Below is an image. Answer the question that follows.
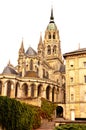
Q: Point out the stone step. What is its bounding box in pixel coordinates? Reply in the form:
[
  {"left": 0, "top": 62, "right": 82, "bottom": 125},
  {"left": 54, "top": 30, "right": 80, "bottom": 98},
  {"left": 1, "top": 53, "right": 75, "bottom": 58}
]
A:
[
  {"left": 35, "top": 121, "right": 55, "bottom": 130},
  {"left": 35, "top": 118, "right": 65, "bottom": 130}
]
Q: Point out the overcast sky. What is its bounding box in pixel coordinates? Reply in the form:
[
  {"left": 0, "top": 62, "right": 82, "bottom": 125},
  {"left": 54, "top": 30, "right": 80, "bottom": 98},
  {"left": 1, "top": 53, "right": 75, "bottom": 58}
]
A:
[{"left": 0, "top": 0, "right": 86, "bottom": 72}]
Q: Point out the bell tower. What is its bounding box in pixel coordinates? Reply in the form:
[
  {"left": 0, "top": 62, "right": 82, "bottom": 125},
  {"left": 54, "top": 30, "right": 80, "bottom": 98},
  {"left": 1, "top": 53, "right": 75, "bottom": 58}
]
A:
[{"left": 44, "top": 8, "right": 63, "bottom": 70}]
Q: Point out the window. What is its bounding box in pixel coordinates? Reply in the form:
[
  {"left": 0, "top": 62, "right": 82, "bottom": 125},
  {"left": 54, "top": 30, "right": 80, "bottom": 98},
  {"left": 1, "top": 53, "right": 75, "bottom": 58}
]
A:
[
  {"left": 84, "top": 62, "right": 86, "bottom": 67},
  {"left": 48, "top": 32, "right": 51, "bottom": 39},
  {"left": 71, "top": 94, "right": 74, "bottom": 101},
  {"left": 47, "top": 45, "right": 51, "bottom": 55},
  {"left": 84, "top": 76, "right": 86, "bottom": 83},
  {"left": 30, "top": 59, "right": 33, "bottom": 70},
  {"left": 53, "top": 32, "right": 55, "bottom": 39},
  {"left": 38, "top": 61, "right": 40, "bottom": 65},
  {"left": 46, "top": 71, "right": 49, "bottom": 79},
  {"left": 70, "top": 77, "right": 73, "bottom": 82},
  {"left": 53, "top": 45, "right": 57, "bottom": 54},
  {"left": 43, "top": 69, "right": 45, "bottom": 78},
  {"left": 69, "top": 61, "right": 74, "bottom": 68},
  {"left": 70, "top": 64, "right": 73, "bottom": 67}
]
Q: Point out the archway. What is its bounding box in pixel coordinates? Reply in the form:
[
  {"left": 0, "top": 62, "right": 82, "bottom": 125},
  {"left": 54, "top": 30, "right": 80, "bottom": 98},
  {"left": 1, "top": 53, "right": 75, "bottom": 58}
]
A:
[
  {"left": 46, "top": 86, "right": 51, "bottom": 100},
  {"left": 56, "top": 106, "right": 63, "bottom": 117},
  {"left": 22, "top": 83, "right": 28, "bottom": 98},
  {"left": 7, "top": 81, "right": 11, "bottom": 97},
  {"left": 37, "top": 84, "right": 42, "bottom": 97},
  {"left": 31, "top": 84, "right": 36, "bottom": 97}
]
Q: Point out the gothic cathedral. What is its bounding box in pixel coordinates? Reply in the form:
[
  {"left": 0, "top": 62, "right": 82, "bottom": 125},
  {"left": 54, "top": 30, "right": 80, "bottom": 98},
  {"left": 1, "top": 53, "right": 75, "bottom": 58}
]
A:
[{"left": 0, "top": 8, "right": 86, "bottom": 120}]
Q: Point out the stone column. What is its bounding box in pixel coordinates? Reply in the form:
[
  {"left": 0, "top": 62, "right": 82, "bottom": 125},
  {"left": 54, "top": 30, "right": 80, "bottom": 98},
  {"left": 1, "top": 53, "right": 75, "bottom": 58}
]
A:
[
  {"left": 28, "top": 85, "right": 31, "bottom": 97},
  {"left": 42, "top": 84, "right": 47, "bottom": 99},
  {"left": 34, "top": 85, "right": 37, "bottom": 97},
  {"left": 3, "top": 83, "right": 7, "bottom": 96},
  {"left": 54, "top": 91, "right": 57, "bottom": 102},
  {"left": 18, "top": 83, "right": 23, "bottom": 98},
  {"left": 11, "top": 84, "right": 15, "bottom": 98},
  {"left": 1, "top": 82, "right": 4, "bottom": 96}
]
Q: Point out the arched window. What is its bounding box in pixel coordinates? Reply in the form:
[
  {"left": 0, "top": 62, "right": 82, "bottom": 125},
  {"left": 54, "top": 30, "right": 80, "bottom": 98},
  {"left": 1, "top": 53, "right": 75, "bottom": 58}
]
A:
[
  {"left": 38, "top": 85, "right": 42, "bottom": 97},
  {"left": 47, "top": 45, "right": 51, "bottom": 55},
  {"left": 46, "top": 71, "right": 49, "bottom": 79},
  {"left": 30, "top": 59, "right": 33, "bottom": 70},
  {"left": 43, "top": 69, "right": 45, "bottom": 78},
  {"left": 48, "top": 32, "right": 51, "bottom": 39},
  {"left": 53, "top": 45, "right": 57, "bottom": 54},
  {"left": 7, "top": 81, "right": 11, "bottom": 97},
  {"left": 0, "top": 81, "right": 2, "bottom": 95},
  {"left": 53, "top": 32, "right": 55, "bottom": 39}
]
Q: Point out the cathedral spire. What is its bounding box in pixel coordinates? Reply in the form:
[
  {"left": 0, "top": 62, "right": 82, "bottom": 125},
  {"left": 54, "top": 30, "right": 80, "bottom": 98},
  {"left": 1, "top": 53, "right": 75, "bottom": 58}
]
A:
[
  {"left": 8, "top": 60, "right": 11, "bottom": 66},
  {"left": 39, "top": 32, "right": 42, "bottom": 44},
  {"left": 38, "top": 32, "right": 43, "bottom": 49},
  {"left": 19, "top": 38, "right": 25, "bottom": 53},
  {"left": 50, "top": 7, "right": 54, "bottom": 23},
  {"left": 38, "top": 32, "right": 44, "bottom": 57}
]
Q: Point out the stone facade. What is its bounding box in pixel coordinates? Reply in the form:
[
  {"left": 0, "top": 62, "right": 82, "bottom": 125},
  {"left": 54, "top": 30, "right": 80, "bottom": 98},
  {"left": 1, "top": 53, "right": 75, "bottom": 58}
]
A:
[{"left": 64, "top": 49, "right": 86, "bottom": 120}]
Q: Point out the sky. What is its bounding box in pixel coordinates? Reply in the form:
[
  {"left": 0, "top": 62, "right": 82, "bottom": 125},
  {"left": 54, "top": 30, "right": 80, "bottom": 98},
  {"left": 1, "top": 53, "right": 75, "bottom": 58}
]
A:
[{"left": 0, "top": 0, "right": 86, "bottom": 73}]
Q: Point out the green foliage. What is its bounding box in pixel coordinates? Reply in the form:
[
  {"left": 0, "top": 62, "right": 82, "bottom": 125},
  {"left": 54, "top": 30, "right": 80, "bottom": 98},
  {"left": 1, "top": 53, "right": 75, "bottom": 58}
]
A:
[
  {"left": 0, "top": 97, "right": 57, "bottom": 130},
  {"left": 41, "top": 98, "right": 56, "bottom": 120},
  {"left": 54, "top": 124, "right": 86, "bottom": 130},
  {"left": 0, "top": 96, "right": 41, "bottom": 130}
]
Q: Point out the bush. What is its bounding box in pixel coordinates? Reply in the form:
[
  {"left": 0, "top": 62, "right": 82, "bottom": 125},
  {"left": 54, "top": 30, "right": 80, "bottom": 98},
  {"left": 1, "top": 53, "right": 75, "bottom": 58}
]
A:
[
  {"left": 0, "top": 97, "right": 56, "bottom": 130},
  {"left": 41, "top": 98, "right": 56, "bottom": 120},
  {"left": 0, "top": 96, "right": 41, "bottom": 130},
  {"left": 54, "top": 124, "right": 86, "bottom": 130}
]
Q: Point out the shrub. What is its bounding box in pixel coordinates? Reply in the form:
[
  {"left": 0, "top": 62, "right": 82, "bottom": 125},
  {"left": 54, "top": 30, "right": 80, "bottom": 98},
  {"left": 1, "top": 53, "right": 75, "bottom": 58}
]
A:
[
  {"left": 41, "top": 98, "right": 56, "bottom": 120},
  {"left": 54, "top": 124, "right": 86, "bottom": 130},
  {"left": 0, "top": 96, "right": 41, "bottom": 130}
]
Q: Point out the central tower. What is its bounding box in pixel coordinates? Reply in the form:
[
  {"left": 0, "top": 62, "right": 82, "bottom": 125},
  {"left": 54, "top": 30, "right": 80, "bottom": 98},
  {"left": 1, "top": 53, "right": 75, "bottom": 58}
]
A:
[{"left": 44, "top": 8, "right": 63, "bottom": 70}]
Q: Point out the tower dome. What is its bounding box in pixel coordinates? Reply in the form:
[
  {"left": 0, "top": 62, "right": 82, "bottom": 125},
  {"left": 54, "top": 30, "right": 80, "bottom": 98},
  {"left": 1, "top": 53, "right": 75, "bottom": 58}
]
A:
[{"left": 47, "top": 8, "right": 57, "bottom": 31}]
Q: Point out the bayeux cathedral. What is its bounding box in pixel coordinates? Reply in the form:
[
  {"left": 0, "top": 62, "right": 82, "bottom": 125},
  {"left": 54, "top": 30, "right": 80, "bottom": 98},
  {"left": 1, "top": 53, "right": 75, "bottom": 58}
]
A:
[{"left": 0, "top": 8, "right": 86, "bottom": 120}]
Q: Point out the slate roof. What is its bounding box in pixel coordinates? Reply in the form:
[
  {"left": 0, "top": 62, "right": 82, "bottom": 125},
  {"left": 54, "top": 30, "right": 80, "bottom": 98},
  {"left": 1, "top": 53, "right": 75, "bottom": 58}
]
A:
[
  {"left": 63, "top": 48, "right": 86, "bottom": 58},
  {"left": 26, "top": 47, "right": 37, "bottom": 56},
  {"left": 59, "top": 64, "right": 65, "bottom": 73},
  {"left": 2, "top": 65, "right": 18, "bottom": 75},
  {"left": 54, "top": 64, "right": 65, "bottom": 73}
]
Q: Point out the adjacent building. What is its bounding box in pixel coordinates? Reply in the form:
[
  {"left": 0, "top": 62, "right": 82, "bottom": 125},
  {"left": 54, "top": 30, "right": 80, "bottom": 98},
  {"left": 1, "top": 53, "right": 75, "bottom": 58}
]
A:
[{"left": 64, "top": 48, "right": 86, "bottom": 120}]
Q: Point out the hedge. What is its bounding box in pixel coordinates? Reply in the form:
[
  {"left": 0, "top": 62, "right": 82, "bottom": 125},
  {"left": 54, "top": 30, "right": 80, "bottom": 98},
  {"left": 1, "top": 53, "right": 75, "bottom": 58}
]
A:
[
  {"left": 54, "top": 124, "right": 86, "bottom": 130},
  {"left": 0, "top": 96, "right": 41, "bottom": 130},
  {"left": 0, "top": 97, "right": 56, "bottom": 130}
]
